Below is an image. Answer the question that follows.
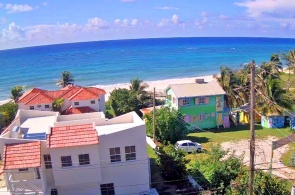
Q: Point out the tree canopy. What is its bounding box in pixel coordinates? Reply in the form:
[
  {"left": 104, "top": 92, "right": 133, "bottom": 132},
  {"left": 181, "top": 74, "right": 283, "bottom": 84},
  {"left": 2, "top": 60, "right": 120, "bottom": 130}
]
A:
[
  {"left": 216, "top": 54, "right": 293, "bottom": 115},
  {"left": 0, "top": 102, "right": 18, "bottom": 131},
  {"left": 144, "top": 107, "right": 188, "bottom": 144},
  {"left": 10, "top": 86, "right": 24, "bottom": 102},
  {"left": 56, "top": 71, "right": 75, "bottom": 87},
  {"left": 52, "top": 98, "right": 64, "bottom": 113}
]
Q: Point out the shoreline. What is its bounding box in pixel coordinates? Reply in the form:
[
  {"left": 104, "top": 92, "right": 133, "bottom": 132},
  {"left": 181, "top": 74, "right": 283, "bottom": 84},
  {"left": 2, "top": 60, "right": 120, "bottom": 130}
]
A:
[{"left": 0, "top": 74, "right": 216, "bottom": 105}]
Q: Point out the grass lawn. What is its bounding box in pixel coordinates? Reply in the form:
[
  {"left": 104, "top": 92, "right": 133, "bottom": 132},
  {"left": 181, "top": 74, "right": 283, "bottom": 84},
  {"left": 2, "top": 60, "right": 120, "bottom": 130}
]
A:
[{"left": 184, "top": 124, "right": 293, "bottom": 167}]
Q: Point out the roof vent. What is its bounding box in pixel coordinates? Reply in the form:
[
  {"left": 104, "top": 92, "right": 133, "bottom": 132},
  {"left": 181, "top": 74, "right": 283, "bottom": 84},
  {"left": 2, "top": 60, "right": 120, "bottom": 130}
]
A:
[{"left": 195, "top": 79, "right": 206, "bottom": 84}]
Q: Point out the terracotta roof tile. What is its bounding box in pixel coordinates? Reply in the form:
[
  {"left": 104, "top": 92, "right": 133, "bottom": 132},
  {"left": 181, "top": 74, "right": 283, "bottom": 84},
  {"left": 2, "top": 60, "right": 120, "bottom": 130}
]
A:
[
  {"left": 62, "top": 106, "right": 97, "bottom": 115},
  {"left": 47, "top": 123, "right": 99, "bottom": 148},
  {"left": 3, "top": 142, "right": 41, "bottom": 170},
  {"left": 18, "top": 86, "right": 105, "bottom": 105}
]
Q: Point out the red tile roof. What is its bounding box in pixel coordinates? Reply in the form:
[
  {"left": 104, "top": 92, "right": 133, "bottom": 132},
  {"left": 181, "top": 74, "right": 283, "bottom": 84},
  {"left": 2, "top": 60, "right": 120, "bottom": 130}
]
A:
[
  {"left": 17, "top": 86, "right": 106, "bottom": 105},
  {"left": 3, "top": 141, "right": 41, "bottom": 170},
  {"left": 62, "top": 106, "right": 97, "bottom": 115},
  {"left": 47, "top": 124, "right": 99, "bottom": 148}
]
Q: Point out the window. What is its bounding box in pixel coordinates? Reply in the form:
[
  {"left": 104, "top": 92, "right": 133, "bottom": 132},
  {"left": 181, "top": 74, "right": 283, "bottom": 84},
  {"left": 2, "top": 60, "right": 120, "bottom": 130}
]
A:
[
  {"left": 74, "top": 102, "right": 79, "bottom": 106},
  {"left": 61, "top": 156, "right": 72, "bottom": 167},
  {"left": 45, "top": 105, "right": 50, "bottom": 108},
  {"left": 183, "top": 99, "right": 189, "bottom": 105},
  {"left": 189, "top": 143, "right": 196, "bottom": 146},
  {"left": 29, "top": 106, "right": 34, "bottom": 110},
  {"left": 79, "top": 154, "right": 90, "bottom": 165},
  {"left": 211, "top": 112, "right": 215, "bottom": 117},
  {"left": 198, "top": 97, "right": 206, "bottom": 104},
  {"left": 125, "top": 146, "right": 136, "bottom": 161},
  {"left": 181, "top": 143, "right": 188, "bottom": 146},
  {"left": 44, "top": 155, "right": 52, "bottom": 169},
  {"left": 37, "top": 105, "right": 41, "bottom": 108},
  {"left": 19, "top": 168, "right": 28, "bottom": 172},
  {"left": 51, "top": 189, "right": 58, "bottom": 195},
  {"left": 90, "top": 100, "right": 95, "bottom": 104},
  {"left": 199, "top": 114, "right": 205, "bottom": 121},
  {"left": 110, "top": 147, "right": 121, "bottom": 162},
  {"left": 100, "top": 183, "right": 115, "bottom": 195}
]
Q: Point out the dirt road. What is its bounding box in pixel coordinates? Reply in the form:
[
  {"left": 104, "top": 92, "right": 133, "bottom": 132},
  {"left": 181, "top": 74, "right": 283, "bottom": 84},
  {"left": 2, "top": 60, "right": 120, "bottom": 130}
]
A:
[{"left": 221, "top": 136, "right": 295, "bottom": 180}]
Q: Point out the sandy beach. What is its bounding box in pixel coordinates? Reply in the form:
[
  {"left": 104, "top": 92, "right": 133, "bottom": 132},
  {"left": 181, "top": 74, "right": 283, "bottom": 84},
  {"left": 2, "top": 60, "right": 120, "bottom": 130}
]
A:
[{"left": 95, "top": 75, "right": 215, "bottom": 101}]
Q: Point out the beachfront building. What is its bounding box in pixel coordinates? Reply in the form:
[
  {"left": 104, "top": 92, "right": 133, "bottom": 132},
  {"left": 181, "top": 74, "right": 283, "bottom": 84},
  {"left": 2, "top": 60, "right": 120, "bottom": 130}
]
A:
[
  {"left": 17, "top": 85, "right": 106, "bottom": 114},
  {"left": 165, "top": 79, "right": 230, "bottom": 129},
  {"left": 0, "top": 109, "right": 153, "bottom": 195}
]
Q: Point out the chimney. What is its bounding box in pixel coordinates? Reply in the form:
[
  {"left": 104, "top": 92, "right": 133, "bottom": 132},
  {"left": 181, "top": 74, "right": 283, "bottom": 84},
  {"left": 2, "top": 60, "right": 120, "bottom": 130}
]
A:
[{"left": 195, "top": 78, "right": 206, "bottom": 84}]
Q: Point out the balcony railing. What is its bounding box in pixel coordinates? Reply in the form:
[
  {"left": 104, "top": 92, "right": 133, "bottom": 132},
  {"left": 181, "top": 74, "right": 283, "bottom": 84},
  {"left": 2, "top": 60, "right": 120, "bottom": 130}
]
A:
[{"left": 8, "top": 175, "right": 44, "bottom": 194}]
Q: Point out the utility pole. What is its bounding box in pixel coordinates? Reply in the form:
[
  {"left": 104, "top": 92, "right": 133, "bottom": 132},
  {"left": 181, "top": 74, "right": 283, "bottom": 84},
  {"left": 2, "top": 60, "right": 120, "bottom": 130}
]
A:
[
  {"left": 249, "top": 60, "right": 255, "bottom": 195},
  {"left": 153, "top": 87, "right": 156, "bottom": 142}
]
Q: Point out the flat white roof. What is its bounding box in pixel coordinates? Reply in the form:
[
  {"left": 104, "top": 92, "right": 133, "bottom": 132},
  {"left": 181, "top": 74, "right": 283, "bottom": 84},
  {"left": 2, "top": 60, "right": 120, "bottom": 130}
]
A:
[
  {"left": 96, "top": 123, "right": 138, "bottom": 136},
  {"left": 20, "top": 116, "right": 55, "bottom": 134}
]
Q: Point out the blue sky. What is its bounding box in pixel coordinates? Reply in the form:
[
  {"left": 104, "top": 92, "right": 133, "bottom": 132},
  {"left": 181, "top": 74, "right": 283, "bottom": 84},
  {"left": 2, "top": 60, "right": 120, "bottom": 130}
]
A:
[{"left": 0, "top": 0, "right": 295, "bottom": 50}]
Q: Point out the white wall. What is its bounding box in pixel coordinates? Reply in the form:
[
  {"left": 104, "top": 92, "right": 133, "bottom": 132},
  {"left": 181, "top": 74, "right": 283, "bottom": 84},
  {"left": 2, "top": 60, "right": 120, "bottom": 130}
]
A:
[
  {"left": 99, "top": 95, "right": 105, "bottom": 113},
  {"left": 98, "top": 124, "right": 150, "bottom": 194},
  {"left": 70, "top": 98, "right": 100, "bottom": 111},
  {"left": 18, "top": 110, "right": 58, "bottom": 124},
  {"left": 50, "top": 145, "right": 102, "bottom": 187}
]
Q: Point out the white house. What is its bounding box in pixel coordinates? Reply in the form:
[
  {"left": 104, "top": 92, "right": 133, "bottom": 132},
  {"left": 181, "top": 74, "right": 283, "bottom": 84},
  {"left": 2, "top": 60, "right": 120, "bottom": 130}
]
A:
[
  {"left": 0, "top": 109, "right": 154, "bottom": 195},
  {"left": 17, "top": 85, "right": 106, "bottom": 114}
]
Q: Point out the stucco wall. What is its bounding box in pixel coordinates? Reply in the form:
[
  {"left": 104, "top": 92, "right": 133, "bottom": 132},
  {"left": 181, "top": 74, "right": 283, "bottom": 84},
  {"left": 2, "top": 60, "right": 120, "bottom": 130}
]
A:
[
  {"left": 98, "top": 124, "right": 150, "bottom": 194},
  {"left": 50, "top": 145, "right": 102, "bottom": 187},
  {"left": 166, "top": 88, "right": 178, "bottom": 109},
  {"left": 70, "top": 98, "right": 100, "bottom": 111}
]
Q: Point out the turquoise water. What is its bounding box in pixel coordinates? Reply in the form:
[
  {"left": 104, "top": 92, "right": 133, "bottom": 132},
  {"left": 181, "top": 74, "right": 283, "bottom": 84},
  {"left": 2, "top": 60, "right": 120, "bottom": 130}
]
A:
[{"left": 1, "top": 37, "right": 295, "bottom": 100}]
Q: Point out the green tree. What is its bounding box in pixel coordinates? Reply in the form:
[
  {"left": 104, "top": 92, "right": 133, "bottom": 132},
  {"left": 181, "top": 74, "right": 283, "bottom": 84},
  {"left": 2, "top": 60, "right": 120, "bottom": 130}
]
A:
[
  {"left": 190, "top": 145, "right": 244, "bottom": 194},
  {"left": 10, "top": 85, "right": 24, "bottom": 102},
  {"left": 144, "top": 107, "right": 188, "bottom": 144},
  {"left": 108, "top": 88, "right": 140, "bottom": 117},
  {"left": 0, "top": 102, "right": 18, "bottom": 130},
  {"left": 283, "top": 49, "right": 295, "bottom": 73},
  {"left": 129, "top": 78, "right": 151, "bottom": 107},
  {"left": 156, "top": 144, "right": 188, "bottom": 181},
  {"left": 52, "top": 98, "right": 64, "bottom": 113},
  {"left": 228, "top": 171, "right": 289, "bottom": 195},
  {"left": 56, "top": 71, "right": 75, "bottom": 87}
]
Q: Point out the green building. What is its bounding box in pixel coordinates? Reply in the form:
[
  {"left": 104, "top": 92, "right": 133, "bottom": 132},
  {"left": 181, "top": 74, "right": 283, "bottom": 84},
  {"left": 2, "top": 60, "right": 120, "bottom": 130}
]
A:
[{"left": 165, "top": 80, "right": 229, "bottom": 129}]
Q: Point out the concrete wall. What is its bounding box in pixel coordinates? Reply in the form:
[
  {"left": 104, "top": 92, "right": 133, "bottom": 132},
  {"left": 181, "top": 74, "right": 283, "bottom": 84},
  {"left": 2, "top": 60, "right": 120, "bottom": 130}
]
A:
[
  {"left": 99, "top": 95, "right": 105, "bottom": 113},
  {"left": 70, "top": 98, "right": 100, "bottom": 111},
  {"left": 98, "top": 124, "right": 150, "bottom": 194},
  {"left": 50, "top": 145, "right": 102, "bottom": 187},
  {"left": 166, "top": 88, "right": 178, "bottom": 109},
  {"left": 57, "top": 112, "right": 104, "bottom": 122},
  {"left": 18, "top": 110, "right": 59, "bottom": 124}
]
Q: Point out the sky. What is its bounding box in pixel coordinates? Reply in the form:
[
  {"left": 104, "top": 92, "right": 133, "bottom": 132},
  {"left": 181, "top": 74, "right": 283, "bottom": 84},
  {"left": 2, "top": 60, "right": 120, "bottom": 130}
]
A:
[{"left": 0, "top": 0, "right": 295, "bottom": 50}]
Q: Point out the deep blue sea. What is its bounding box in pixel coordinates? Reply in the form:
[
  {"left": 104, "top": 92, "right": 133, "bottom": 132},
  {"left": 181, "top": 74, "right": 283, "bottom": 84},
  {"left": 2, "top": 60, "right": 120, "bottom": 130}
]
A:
[{"left": 1, "top": 37, "right": 295, "bottom": 100}]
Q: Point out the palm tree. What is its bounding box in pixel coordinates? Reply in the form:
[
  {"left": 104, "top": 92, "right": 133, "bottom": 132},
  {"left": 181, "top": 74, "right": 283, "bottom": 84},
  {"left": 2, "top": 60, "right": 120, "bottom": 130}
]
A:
[
  {"left": 10, "top": 86, "right": 24, "bottom": 102},
  {"left": 283, "top": 50, "right": 295, "bottom": 73},
  {"left": 56, "top": 71, "right": 75, "bottom": 87},
  {"left": 52, "top": 98, "right": 64, "bottom": 113},
  {"left": 129, "top": 78, "right": 150, "bottom": 105}
]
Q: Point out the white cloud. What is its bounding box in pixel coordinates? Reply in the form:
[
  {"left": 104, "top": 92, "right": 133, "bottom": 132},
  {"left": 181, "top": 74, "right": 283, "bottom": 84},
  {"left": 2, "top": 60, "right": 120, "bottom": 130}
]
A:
[
  {"left": 2, "top": 22, "right": 26, "bottom": 41},
  {"left": 5, "top": 4, "right": 34, "bottom": 13},
  {"left": 235, "top": 0, "right": 295, "bottom": 18},
  {"left": 131, "top": 19, "right": 138, "bottom": 26},
  {"left": 86, "top": 17, "right": 108, "bottom": 29},
  {"left": 155, "top": 6, "right": 178, "bottom": 10},
  {"left": 114, "top": 19, "right": 121, "bottom": 24},
  {"left": 171, "top": 14, "right": 179, "bottom": 24}
]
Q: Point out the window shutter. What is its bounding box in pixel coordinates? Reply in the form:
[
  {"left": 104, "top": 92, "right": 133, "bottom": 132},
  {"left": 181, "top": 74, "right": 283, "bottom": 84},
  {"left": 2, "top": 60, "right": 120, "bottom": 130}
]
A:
[
  {"left": 195, "top": 98, "right": 199, "bottom": 105},
  {"left": 205, "top": 97, "right": 209, "bottom": 104},
  {"left": 184, "top": 115, "right": 191, "bottom": 123},
  {"left": 178, "top": 99, "right": 183, "bottom": 106},
  {"left": 192, "top": 116, "right": 198, "bottom": 122}
]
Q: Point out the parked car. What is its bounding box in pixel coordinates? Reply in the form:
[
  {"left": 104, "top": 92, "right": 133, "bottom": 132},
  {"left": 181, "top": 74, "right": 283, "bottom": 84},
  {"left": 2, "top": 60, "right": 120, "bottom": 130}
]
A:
[{"left": 175, "top": 140, "right": 202, "bottom": 153}]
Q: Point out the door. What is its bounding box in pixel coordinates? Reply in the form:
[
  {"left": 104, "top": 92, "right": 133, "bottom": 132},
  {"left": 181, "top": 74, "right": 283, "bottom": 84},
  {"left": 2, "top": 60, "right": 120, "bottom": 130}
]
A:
[{"left": 218, "top": 113, "right": 223, "bottom": 125}]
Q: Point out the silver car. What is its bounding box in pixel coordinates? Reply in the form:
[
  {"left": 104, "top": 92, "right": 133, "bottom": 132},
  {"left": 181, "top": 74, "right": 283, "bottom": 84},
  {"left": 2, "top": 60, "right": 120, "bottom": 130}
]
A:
[{"left": 175, "top": 140, "right": 202, "bottom": 153}]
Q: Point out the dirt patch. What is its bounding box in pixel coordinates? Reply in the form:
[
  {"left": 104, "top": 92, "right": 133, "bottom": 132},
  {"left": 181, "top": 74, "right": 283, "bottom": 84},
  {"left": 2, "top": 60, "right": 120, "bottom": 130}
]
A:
[{"left": 221, "top": 136, "right": 295, "bottom": 180}]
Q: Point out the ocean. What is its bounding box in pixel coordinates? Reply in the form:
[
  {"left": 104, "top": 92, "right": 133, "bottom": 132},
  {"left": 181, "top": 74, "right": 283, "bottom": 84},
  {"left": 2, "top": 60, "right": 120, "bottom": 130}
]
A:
[{"left": 1, "top": 37, "right": 295, "bottom": 100}]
